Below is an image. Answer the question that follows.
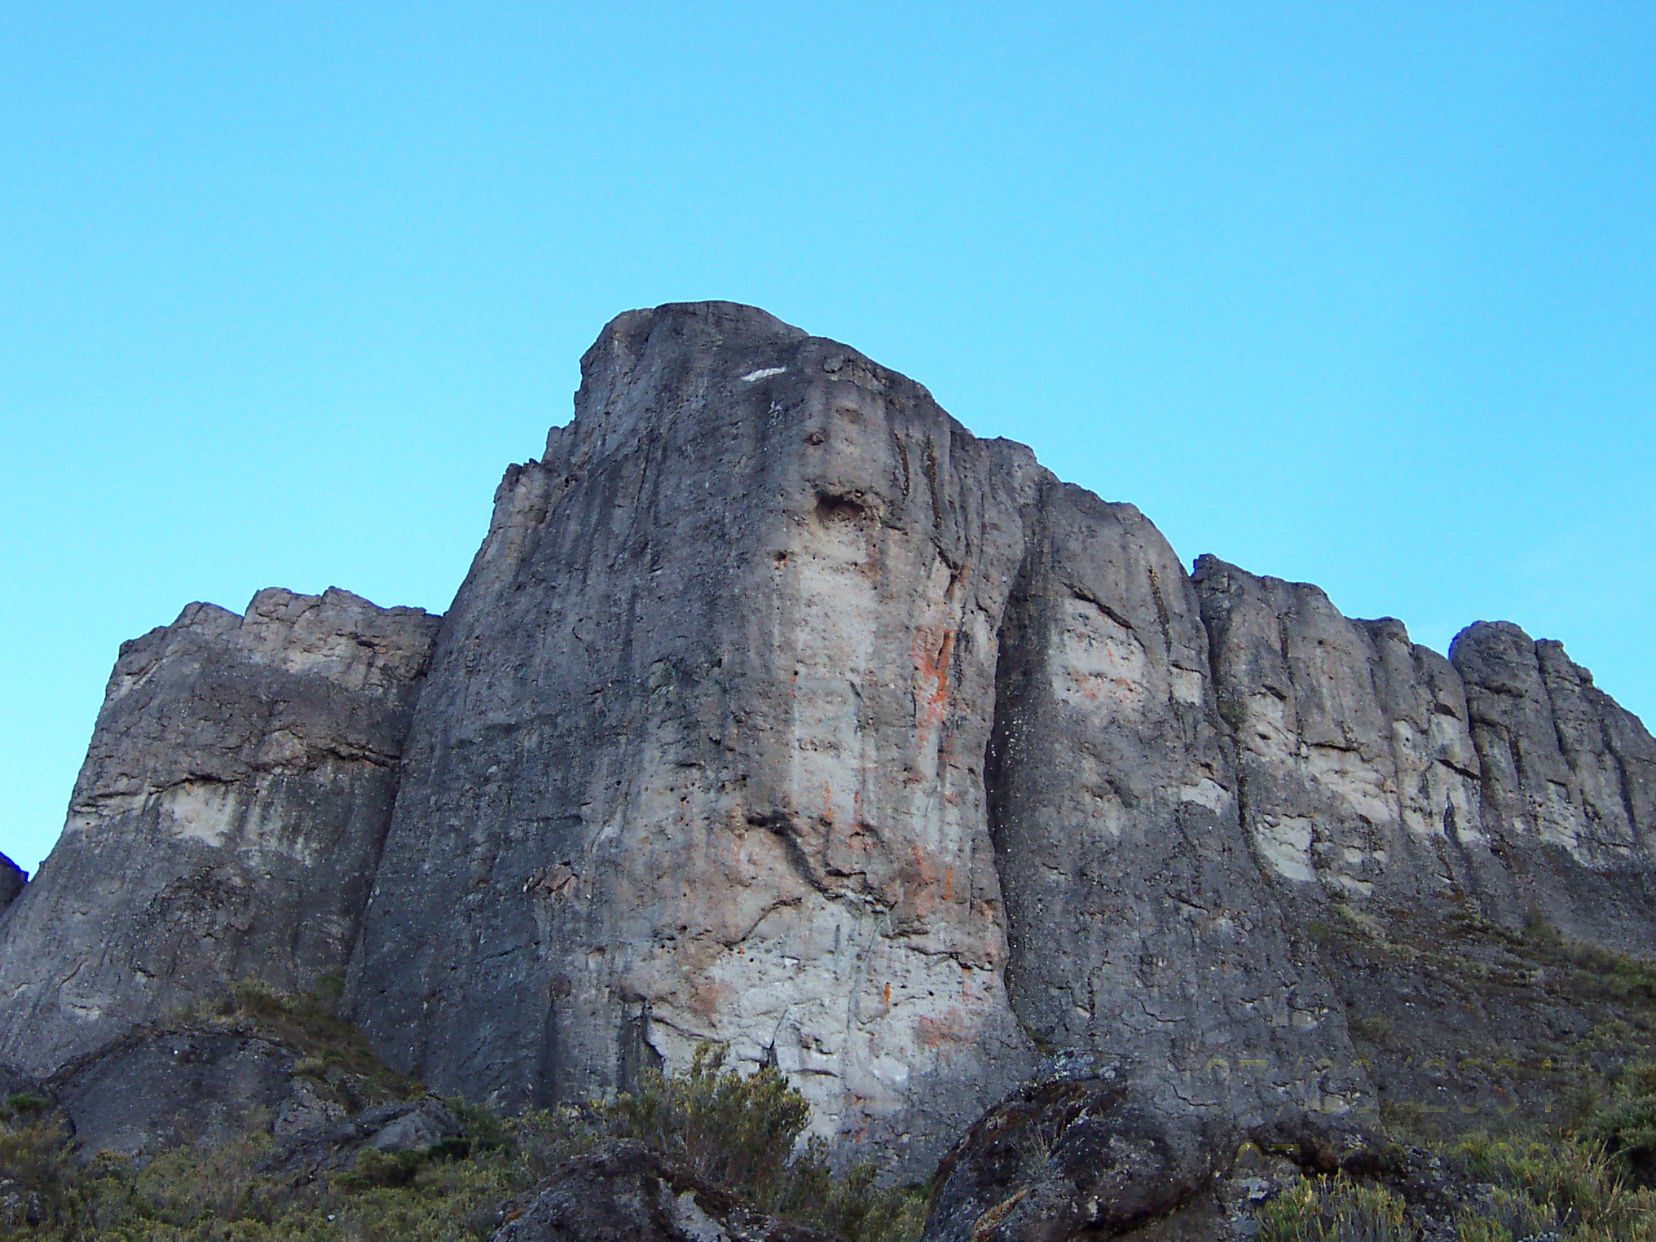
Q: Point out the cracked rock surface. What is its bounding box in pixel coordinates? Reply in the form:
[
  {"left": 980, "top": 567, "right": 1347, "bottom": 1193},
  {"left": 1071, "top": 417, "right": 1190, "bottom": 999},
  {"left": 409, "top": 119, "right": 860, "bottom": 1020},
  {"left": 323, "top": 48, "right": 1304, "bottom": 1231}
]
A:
[
  {"left": 0, "top": 589, "right": 439, "bottom": 1075},
  {"left": 1, "top": 301, "right": 1652, "bottom": 1178}
]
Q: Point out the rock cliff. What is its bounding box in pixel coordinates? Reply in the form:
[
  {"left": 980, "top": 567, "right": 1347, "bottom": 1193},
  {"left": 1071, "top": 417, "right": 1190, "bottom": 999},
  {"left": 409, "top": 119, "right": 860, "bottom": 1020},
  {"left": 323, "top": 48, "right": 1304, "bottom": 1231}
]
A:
[
  {"left": 0, "top": 588, "right": 438, "bottom": 1076},
  {"left": 2, "top": 302, "right": 1650, "bottom": 1177}
]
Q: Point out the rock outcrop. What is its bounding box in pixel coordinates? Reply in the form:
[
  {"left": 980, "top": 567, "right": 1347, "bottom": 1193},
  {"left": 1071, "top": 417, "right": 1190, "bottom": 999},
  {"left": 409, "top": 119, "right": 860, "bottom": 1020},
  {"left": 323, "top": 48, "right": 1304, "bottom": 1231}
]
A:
[
  {"left": 1451, "top": 620, "right": 1656, "bottom": 950},
  {"left": 1, "top": 301, "right": 1651, "bottom": 1182},
  {"left": 48, "top": 1025, "right": 346, "bottom": 1162},
  {"left": 922, "top": 1057, "right": 1230, "bottom": 1242},
  {"left": 490, "top": 1139, "right": 837, "bottom": 1242},
  {"left": 0, "top": 853, "right": 23, "bottom": 914},
  {"left": 259, "top": 1096, "right": 464, "bottom": 1184},
  {"left": 0, "top": 589, "right": 439, "bottom": 1076}
]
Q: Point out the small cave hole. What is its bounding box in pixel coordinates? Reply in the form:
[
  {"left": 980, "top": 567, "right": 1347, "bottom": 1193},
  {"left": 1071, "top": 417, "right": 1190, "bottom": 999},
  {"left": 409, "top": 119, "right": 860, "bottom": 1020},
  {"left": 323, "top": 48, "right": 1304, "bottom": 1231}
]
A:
[{"left": 814, "top": 491, "right": 867, "bottom": 523}]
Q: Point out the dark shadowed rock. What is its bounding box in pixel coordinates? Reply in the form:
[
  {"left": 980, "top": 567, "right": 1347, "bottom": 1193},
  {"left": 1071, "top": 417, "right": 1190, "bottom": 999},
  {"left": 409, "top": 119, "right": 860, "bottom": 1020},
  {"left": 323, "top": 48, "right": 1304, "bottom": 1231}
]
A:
[
  {"left": 490, "top": 1139, "right": 835, "bottom": 1242},
  {"left": 259, "top": 1095, "right": 463, "bottom": 1183},
  {"left": 47, "top": 1025, "right": 350, "bottom": 1161},
  {"left": 0, "top": 853, "right": 23, "bottom": 915},
  {"left": 0, "top": 589, "right": 439, "bottom": 1077},
  {"left": 922, "top": 1057, "right": 1228, "bottom": 1242},
  {"left": 986, "top": 506, "right": 1365, "bottom": 1140},
  {"left": 920, "top": 1060, "right": 1474, "bottom": 1241}
]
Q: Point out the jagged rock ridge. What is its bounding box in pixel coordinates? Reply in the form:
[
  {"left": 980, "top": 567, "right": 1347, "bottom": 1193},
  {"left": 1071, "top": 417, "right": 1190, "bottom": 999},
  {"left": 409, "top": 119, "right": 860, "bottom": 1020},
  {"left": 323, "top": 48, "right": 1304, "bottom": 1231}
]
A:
[{"left": 1, "top": 302, "right": 1651, "bottom": 1175}]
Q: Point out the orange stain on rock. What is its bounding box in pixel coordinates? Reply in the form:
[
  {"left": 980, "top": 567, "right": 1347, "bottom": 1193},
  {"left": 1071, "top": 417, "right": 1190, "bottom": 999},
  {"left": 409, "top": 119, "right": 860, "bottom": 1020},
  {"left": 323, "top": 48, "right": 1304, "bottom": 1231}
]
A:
[
  {"left": 916, "top": 1008, "right": 967, "bottom": 1049},
  {"left": 913, "top": 626, "right": 956, "bottom": 731},
  {"left": 944, "top": 866, "right": 954, "bottom": 900}
]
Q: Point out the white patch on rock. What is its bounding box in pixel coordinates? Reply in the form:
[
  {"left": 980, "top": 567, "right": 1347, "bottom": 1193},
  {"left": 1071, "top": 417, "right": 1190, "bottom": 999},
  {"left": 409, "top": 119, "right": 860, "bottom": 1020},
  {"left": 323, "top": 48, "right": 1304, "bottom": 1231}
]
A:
[
  {"left": 1054, "top": 598, "right": 1156, "bottom": 716},
  {"left": 1255, "top": 815, "right": 1315, "bottom": 882},
  {"left": 740, "top": 367, "right": 787, "bottom": 382},
  {"left": 1171, "top": 667, "right": 1204, "bottom": 705},
  {"left": 1177, "top": 778, "right": 1229, "bottom": 811},
  {"left": 160, "top": 782, "right": 236, "bottom": 847}
]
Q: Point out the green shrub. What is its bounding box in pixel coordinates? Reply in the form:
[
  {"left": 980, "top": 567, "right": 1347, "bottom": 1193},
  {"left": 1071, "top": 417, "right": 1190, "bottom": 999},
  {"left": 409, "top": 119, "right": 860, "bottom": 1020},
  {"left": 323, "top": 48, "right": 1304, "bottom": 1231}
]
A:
[
  {"left": 0, "top": 1117, "right": 84, "bottom": 1231},
  {"left": 0, "top": 1091, "right": 49, "bottom": 1121},
  {"left": 775, "top": 1145, "right": 928, "bottom": 1242},
  {"left": 1446, "top": 1129, "right": 1656, "bottom": 1240},
  {"left": 594, "top": 1043, "right": 807, "bottom": 1203},
  {"left": 348, "top": 1147, "right": 425, "bottom": 1188},
  {"left": 592, "top": 1043, "right": 923, "bottom": 1241},
  {"left": 1577, "top": 1061, "right": 1656, "bottom": 1187}
]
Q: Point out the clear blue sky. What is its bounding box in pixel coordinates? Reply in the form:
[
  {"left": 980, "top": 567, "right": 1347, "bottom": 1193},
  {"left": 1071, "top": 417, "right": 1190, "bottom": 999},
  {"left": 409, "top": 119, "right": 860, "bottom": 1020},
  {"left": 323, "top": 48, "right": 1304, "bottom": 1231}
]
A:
[{"left": 3, "top": 5, "right": 1652, "bottom": 874}]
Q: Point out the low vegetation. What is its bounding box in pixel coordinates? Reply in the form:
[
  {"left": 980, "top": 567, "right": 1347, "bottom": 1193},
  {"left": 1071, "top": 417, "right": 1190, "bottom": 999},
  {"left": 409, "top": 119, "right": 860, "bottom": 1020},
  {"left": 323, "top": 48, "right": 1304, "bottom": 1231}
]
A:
[
  {"left": 1254, "top": 913, "right": 1656, "bottom": 1239},
  {"left": 12, "top": 935, "right": 1656, "bottom": 1240},
  {"left": 0, "top": 986, "right": 923, "bottom": 1241},
  {"left": 1258, "top": 1060, "right": 1656, "bottom": 1240}
]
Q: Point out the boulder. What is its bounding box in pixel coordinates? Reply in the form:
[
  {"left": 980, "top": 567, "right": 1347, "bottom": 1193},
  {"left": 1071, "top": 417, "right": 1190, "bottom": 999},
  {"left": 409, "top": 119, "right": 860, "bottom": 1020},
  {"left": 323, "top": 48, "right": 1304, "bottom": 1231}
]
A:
[
  {"left": 922, "top": 1058, "right": 1227, "bottom": 1242},
  {"left": 490, "top": 1139, "right": 835, "bottom": 1242},
  {"left": 259, "top": 1095, "right": 464, "bottom": 1183},
  {"left": 47, "top": 1025, "right": 348, "bottom": 1162}
]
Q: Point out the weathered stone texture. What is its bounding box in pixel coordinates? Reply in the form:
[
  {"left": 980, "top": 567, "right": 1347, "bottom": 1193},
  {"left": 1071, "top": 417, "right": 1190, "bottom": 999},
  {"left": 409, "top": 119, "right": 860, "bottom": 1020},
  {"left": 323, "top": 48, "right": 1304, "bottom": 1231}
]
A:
[
  {"left": 987, "top": 502, "right": 1363, "bottom": 1133},
  {"left": 1193, "top": 556, "right": 1656, "bottom": 950},
  {"left": 347, "top": 303, "right": 1045, "bottom": 1163},
  {"left": 1450, "top": 620, "right": 1656, "bottom": 949},
  {"left": 1192, "top": 556, "right": 1497, "bottom": 909},
  {"left": 0, "top": 589, "right": 438, "bottom": 1076},
  {"left": 47, "top": 1026, "right": 343, "bottom": 1162}
]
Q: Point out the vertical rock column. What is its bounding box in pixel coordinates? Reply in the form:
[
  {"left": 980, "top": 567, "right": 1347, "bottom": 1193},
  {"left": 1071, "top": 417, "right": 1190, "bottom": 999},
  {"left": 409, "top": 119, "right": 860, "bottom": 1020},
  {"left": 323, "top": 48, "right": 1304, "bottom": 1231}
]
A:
[
  {"left": 1451, "top": 621, "right": 1656, "bottom": 949},
  {"left": 1192, "top": 556, "right": 1494, "bottom": 911},
  {"left": 347, "top": 303, "right": 1044, "bottom": 1162},
  {"left": 986, "top": 496, "right": 1365, "bottom": 1130},
  {"left": 0, "top": 589, "right": 438, "bottom": 1076}
]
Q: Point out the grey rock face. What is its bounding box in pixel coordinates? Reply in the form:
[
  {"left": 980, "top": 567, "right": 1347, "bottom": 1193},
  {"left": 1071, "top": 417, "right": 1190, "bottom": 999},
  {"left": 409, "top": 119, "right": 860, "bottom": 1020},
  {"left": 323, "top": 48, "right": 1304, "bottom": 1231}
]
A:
[
  {"left": 47, "top": 1026, "right": 345, "bottom": 1161},
  {"left": 1193, "top": 555, "right": 1498, "bottom": 909},
  {"left": 1450, "top": 621, "right": 1656, "bottom": 949},
  {"left": 348, "top": 303, "right": 1045, "bottom": 1160},
  {"left": 345, "top": 303, "right": 1366, "bottom": 1168},
  {"left": 987, "top": 505, "right": 1364, "bottom": 1136},
  {"left": 1192, "top": 556, "right": 1656, "bottom": 952},
  {"left": 0, "top": 853, "right": 23, "bottom": 915},
  {"left": 0, "top": 588, "right": 439, "bottom": 1076}
]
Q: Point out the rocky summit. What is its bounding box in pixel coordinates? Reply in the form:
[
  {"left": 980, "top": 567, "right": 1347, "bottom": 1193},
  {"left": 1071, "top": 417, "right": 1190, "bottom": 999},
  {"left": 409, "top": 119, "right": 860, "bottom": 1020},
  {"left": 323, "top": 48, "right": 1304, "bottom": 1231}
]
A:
[{"left": 2, "top": 302, "right": 1653, "bottom": 1233}]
